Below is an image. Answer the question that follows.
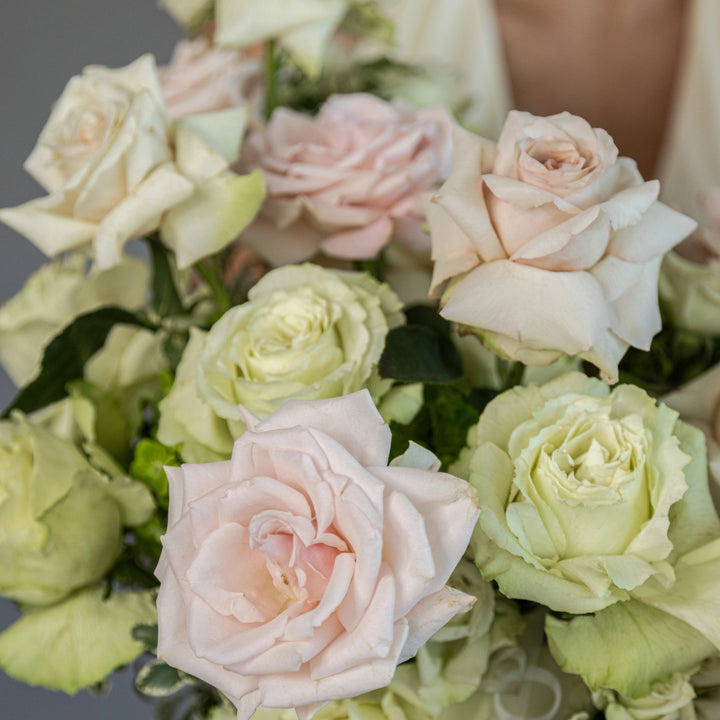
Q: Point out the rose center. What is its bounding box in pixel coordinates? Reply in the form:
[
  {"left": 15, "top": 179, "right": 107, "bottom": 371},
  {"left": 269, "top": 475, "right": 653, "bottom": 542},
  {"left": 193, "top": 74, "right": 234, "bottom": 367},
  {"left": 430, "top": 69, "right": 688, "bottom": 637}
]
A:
[
  {"left": 509, "top": 402, "right": 652, "bottom": 559},
  {"left": 248, "top": 510, "right": 343, "bottom": 604}
]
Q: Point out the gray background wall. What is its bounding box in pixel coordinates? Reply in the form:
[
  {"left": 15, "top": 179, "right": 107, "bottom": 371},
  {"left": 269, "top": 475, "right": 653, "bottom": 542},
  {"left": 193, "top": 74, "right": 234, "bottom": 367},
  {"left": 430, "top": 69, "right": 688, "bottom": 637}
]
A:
[{"left": 0, "top": 2, "right": 182, "bottom": 717}]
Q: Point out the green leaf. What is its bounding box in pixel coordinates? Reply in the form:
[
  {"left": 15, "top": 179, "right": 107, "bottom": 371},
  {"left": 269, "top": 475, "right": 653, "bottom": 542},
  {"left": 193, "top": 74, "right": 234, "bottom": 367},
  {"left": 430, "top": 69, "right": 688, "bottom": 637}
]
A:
[
  {"left": 0, "top": 587, "right": 156, "bottom": 694},
  {"left": 132, "top": 623, "right": 159, "bottom": 652},
  {"left": 379, "top": 325, "right": 463, "bottom": 384},
  {"left": 135, "top": 660, "right": 194, "bottom": 698},
  {"left": 2, "top": 307, "right": 151, "bottom": 417},
  {"left": 339, "top": 1, "right": 395, "bottom": 45},
  {"left": 389, "top": 385, "right": 483, "bottom": 470},
  {"left": 130, "top": 439, "right": 182, "bottom": 509},
  {"left": 546, "top": 600, "right": 715, "bottom": 698},
  {"left": 147, "top": 234, "right": 186, "bottom": 318}
]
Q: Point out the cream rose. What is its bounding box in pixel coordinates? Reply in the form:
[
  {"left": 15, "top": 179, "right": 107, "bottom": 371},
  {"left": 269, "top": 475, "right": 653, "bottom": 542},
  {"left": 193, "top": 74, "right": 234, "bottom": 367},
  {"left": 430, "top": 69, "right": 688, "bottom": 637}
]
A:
[
  {"left": 0, "top": 254, "right": 149, "bottom": 388},
  {"left": 156, "top": 391, "right": 480, "bottom": 719},
  {"left": 663, "top": 364, "right": 720, "bottom": 506},
  {"left": 157, "top": 263, "right": 403, "bottom": 462},
  {"left": 214, "top": 0, "right": 350, "bottom": 76},
  {"left": 0, "top": 415, "right": 152, "bottom": 606},
  {"left": 454, "top": 372, "right": 720, "bottom": 698},
  {"left": 159, "top": 37, "right": 262, "bottom": 121},
  {"left": 660, "top": 188, "right": 720, "bottom": 336},
  {"left": 240, "top": 93, "right": 453, "bottom": 265},
  {"left": 0, "top": 54, "right": 264, "bottom": 269},
  {"left": 159, "top": 0, "right": 213, "bottom": 29},
  {"left": 429, "top": 111, "right": 697, "bottom": 383},
  {"left": 455, "top": 373, "right": 720, "bottom": 619},
  {"left": 592, "top": 674, "right": 696, "bottom": 720}
]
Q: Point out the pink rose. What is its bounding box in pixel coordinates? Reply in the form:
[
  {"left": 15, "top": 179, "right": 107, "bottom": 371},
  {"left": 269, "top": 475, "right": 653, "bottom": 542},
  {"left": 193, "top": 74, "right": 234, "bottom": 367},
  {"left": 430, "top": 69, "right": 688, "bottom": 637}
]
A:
[
  {"left": 429, "top": 111, "right": 697, "bottom": 382},
  {"left": 239, "top": 93, "right": 453, "bottom": 264},
  {"left": 159, "top": 37, "right": 262, "bottom": 120},
  {"left": 155, "top": 390, "right": 479, "bottom": 719}
]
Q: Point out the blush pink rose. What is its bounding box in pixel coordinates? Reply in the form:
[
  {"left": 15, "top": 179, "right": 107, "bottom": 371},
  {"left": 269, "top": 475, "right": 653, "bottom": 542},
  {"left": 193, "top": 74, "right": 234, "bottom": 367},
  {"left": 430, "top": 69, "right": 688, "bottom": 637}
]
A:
[
  {"left": 159, "top": 36, "right": 262, "bottom": 120},
  {"left": 429, "top": 111, "right": 697, "bottom": 383},
  {"left": 239, "top": 93, "right": 453, "bottom": 264},
  {"left": 155, "top": 390, "right": 479, "bottom": 720}
]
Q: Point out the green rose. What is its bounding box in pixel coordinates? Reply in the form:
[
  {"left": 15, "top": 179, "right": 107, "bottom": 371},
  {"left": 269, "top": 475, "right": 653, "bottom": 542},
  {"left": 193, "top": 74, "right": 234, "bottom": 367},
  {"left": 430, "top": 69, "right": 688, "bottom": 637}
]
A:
[
  {"left": 659, "top": 250, "right": 720, "bottom": 336},
  {"left": 592, "top": 673, "right": 696, "bottom": 720},
  {"left": 157, "top": 263, "right": 403, "bottom": 462},
  {"left": 456, "top": 373, "right": 693, "bottom": 613},
  {"left": 0, "top": 415, "right": 152, "bottom": 606},
  {"left": 453, "top": 372, "right": 720, "bottom": 697},
  {"left": 0, "top": 254, "right": 149, "bottom": 387}
]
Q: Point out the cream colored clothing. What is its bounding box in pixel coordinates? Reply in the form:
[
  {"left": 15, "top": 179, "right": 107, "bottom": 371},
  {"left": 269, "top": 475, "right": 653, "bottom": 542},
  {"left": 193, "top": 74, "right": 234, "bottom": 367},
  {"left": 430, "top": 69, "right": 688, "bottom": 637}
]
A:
[{"left": 388, "top": 0, "right": 720, "bottom": 220}]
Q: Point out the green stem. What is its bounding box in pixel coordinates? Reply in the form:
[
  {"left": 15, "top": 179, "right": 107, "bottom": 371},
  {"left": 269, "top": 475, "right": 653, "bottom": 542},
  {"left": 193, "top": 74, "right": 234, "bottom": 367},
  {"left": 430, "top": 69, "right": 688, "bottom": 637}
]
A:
[
  {"left": 264, "top": 39, "right": 279, "bottom": 120},
  {"left": 354, "top": 252, "right": 385, "bottom": 282},
  {"left": 498, "top": 358, "right": 525, "bottom": 391},
  {"left": 195, "top": 261, "right": 231, "bottom": 316}
]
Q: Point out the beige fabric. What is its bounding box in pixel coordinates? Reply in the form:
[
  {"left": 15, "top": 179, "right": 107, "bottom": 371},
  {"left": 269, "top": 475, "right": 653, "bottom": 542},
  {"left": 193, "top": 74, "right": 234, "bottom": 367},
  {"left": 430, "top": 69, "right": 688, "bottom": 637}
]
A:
[
  {"left": 386, "top": 0, "right": 512, "bottom": 137},
  {"left": 388, "top": 0, "right": 719, "bottom": 218},
  {"left": 658, "top": 0, "right": 720, "bottom": 219}
]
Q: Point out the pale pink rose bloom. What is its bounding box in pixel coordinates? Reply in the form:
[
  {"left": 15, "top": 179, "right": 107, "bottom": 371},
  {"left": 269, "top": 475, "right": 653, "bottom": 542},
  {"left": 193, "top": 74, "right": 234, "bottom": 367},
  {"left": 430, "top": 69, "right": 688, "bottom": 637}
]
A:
[
  {"left": 159, "top": 36, "right": 262, "bottom": 120},
  {"left": 155, "top": 390, "right": 479, "bottom": 720},
  {"left": 429, "top": 110, "right": 697, "bottom": 383},
  {"left": 239, "top": 93, "right": 454, "bottom": 265}
]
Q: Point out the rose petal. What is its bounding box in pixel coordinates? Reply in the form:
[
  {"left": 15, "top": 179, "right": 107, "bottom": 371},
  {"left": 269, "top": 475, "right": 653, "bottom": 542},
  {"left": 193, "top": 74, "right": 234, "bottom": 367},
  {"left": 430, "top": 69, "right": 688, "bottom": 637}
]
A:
[{"left": 442, "top": 260, "right": 611, "bottom": 355}]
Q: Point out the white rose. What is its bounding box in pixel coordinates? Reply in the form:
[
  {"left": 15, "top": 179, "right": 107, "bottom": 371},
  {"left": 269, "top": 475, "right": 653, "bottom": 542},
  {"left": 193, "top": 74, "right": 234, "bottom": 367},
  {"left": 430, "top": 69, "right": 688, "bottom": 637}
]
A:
[
  {"left": 0, "top": 255, "right": 149, "bottom": 387},
  {"left": 428, "top": 111, "right": 697, "bottom": 382},
  {"left": 0, "top": 55, "right": 265, "bottom": 269},
  {"left": 157, "top": 263, "right": 403, "bottom": 462},
  {"left": 593, "top": 673, "right": 696, "bottom": 720},
  {"left": 159, "top": 0, "right": 213, "bottom": 29},
  {"left": 660, "top": 188, "right": 720, "bottom": 336},
  {"left": 215, "top": 0, "right": 351, "bottom": 76}
]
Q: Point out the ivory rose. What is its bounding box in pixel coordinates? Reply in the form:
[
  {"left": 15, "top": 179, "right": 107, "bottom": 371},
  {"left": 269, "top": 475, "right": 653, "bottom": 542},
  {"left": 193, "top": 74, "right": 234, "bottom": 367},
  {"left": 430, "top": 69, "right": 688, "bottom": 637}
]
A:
[
  {"left": 0, "top": 254, "right": 149, "bottom": 387},
  {"left": 214, "top": 0, "right": 351, "bottom": 76},
  {"left": 592, "top": 674, "right": 696, "bottom": 720},
  {"left": 454, "top": 372, "right": 720, "bottom": 697},
  {"left": 663, "top": 364, "right": 720, "bottom": 503},
  {"left": 240, "top": 93, "right": 453, "bottom": 265},
  {"left": 0, "top": 414, "right": 152, "bottom": 606},
  {"left": 157, "top": 263, "right": 403, "bottom": 462},
  {"left": 0, "top": 54, "right": 265, "bottom": 269},
  {"left": 428, "top": 111, "right": 697, "bottom": 382},
  {"left": 159, "top": 37, "right": 262, "bottom": 121},
  {"left": 159, "top": 0, "right": 213, "bottom": 29},
  {"left": 155, "top": 391, "right": 480, "bottom": 720},
  {"left": 660, "top": 188, "right": 720, "bottom": 336}
]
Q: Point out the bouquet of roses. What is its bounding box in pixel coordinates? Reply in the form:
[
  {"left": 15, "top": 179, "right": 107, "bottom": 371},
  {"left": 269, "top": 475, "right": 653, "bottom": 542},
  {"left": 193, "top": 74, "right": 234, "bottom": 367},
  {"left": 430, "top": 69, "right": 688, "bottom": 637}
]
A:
[{"left": 2, "top": 2, "right": 720, "bottom": 719}]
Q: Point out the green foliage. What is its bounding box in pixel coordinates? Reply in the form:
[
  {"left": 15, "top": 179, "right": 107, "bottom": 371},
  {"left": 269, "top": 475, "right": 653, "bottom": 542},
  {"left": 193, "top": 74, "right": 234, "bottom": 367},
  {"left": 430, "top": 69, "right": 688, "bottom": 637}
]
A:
[
  {"left": 130, "top": 439, "right": 182, "bottom": 510},
  {"left": 380, "top": 306, "right": 464, "bottom": 384},
  {"left": 390, "top": 385, "right": 495, "bottom": 470},
  {"left": 132, "top": 623, "right": 159, "bottom": 652},
  {"left": 147, "top": 234, "right": 186, "bottom": 318},
  {"left": 2, "top": 307, "right": 152, "bottom": 417},
  {"left": 339, "top": 1, "right": 395, "bottom": 45},
  {"left": 276, "top": 56, "right": 429, "bottom": 115},
  {"left": 618, "top": 318, "right": 720, "bottom": 396},
  {"left": 135, "top": 660, "right": 193, "bottom": 698}
]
